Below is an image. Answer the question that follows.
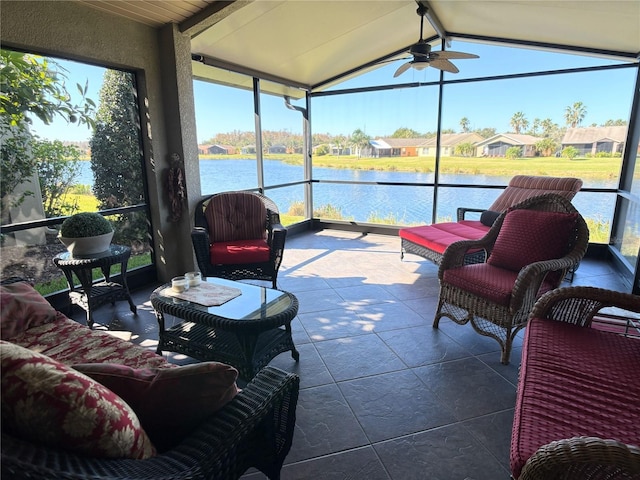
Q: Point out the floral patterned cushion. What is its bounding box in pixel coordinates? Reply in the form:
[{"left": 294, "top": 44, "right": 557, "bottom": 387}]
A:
[
  {"left": 0, "top": 281, "right": 60, "bottom": 338},
  {"left": 5, "top": 317, "right": 169, "bottom": 369},
  {"left": 0, "top": 341, "right": 156, "bottom": 459},
  {"left": 74, "top": 362, "right": 240, "bottom": 451}
]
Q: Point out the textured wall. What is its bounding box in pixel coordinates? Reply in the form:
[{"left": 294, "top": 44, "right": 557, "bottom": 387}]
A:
[{"left": 1, "top": 1, "right": 199, "bottom": 281}]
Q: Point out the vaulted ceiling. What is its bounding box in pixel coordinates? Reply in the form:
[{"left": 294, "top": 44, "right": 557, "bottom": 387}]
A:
[{"left": 81, "top": 0, "right": 639, "bottom": 94}]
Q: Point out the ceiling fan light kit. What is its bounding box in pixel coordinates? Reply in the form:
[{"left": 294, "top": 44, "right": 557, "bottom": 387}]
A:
[{"left": 393, "top": 3, "right": 479, "bottom": 77}]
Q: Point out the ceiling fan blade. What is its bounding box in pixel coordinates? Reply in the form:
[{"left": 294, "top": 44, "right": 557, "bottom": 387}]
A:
[
  {"left": 393, "top": 62, "right": 414, "bottom": 77},
  {"left": 429, "top": 58, "right": 459, "bottom": 73},
  {"left": 433, "top": 50, "right": 479, "bottom": 60}
]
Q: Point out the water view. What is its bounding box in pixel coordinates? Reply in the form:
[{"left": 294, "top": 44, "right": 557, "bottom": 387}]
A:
[{"left": 76, "top": 160, "right": 615, "bottom": 225}]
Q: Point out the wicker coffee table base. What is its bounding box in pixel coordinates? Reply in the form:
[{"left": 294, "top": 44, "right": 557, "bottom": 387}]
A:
[{"left": 160, "top": 321, "right": 299, "bottom": 380}]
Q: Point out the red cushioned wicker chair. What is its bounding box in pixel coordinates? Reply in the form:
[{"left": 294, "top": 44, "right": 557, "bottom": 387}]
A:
[
  {"left": 433, "top": 193, "right": 590, "bottom": 364},
  {"left": 191, "top": 191, "right": 287, "bottom": 288}
]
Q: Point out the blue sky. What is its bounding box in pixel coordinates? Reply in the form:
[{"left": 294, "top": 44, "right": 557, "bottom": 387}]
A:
[{"left": 29, "top": 41, "right": 635, "bottom": 143}]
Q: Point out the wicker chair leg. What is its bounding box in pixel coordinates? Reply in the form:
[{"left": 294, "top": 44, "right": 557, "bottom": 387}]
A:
[{"left": 501, "top": 334, "right": 512, "bottom": 365}]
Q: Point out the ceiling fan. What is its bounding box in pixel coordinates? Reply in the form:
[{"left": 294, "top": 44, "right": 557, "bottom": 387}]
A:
[{"left": 392, "top": 3, "right": 479, "bottom": 77}]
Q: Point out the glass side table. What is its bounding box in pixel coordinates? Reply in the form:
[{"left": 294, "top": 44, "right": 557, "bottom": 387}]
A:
[{"left": 53, "top": 244, "right": 137, "bottom": 328}]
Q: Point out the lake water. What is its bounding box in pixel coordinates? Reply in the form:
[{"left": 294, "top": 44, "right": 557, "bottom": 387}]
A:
[{"left": 77, "top": 160, "right": 615, "bottom": 223}]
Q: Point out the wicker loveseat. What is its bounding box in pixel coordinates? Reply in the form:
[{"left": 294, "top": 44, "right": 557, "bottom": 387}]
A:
[
  {"left": 0, "top": 278, "right": 299, "bottom": 480},
  {"left": 511, "top": 287, "right": 640, "bottom": 480}
]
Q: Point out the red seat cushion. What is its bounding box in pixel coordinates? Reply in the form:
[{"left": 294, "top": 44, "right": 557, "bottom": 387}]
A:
[
  {"left": 210, "top": 239, "right": 270, "bottom": 264},
  {"left": 399, "top": 221, "right": 490, "bottom": 254},
  {"left": 442, "top": 263, "right": 555, "bottom": 306},
  {"left": 488, "top": 209, "right": 578, "bottom": 272},
  {"left": 510, "top": 318, "right": 640, "bottom": 478}
]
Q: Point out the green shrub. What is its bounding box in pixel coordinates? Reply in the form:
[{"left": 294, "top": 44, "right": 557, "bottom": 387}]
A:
[{"left": 60, "top": 212, "right": 113, "bottom": 237}]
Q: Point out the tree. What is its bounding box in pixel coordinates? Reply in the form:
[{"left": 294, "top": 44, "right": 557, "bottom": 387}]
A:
[
  {"left": 454, "top": 142, "right": 475, "bottom": 157},
  {"left": 539, "top": 118, "right": 559, "bottom": 138},
  {"left": 33, "top": 139, "right": 82, "bottom": 217},
  {"left": 561, "top": 146, "right": 579, "bottom": 159},
  {"left": 510, "top": 112, "right": 529, "bottom": 134},
  {"left": 90, "top": 70, "right": 146, "bottom": 246},
  {"left": 603, "top": 119, "right": 627, "bottom": 126},
  {"left": 505, "top": 146, "right": 522, "bottom": 159},
  {"left": 528, "top": 118, "right": 541, "bottom": 136},
  {"left": 332, "top": 134, "right": 347, "bottom": 155},
  {"left": 0, "top": 49, "right": 94, "bottom": 220},
  {"left": 391, "top": 127, "right": 420, "bottom": 138},
  {"left": 459, "top": 117, "right": 470, "bottom": 133},
  {"left": 564, "top": 101, "right": 587, "bottom": 128},
  {"left": 350, "top": 128, "right": 371, "bottom": 158},
  {"left": 534, "top": 138, "right": 558, "bottom": 157},
  {"left": 474, "top": 127, "right": 496, "bottom": 139}
]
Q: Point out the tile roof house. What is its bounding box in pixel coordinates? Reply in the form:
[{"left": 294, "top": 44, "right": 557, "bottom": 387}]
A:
[
  {"left": 370, "top": 138, "right": 428, "bottom": 157},
  {"left": 561, "top": 126, "right": 627, "bottom": 155},
  {"left": 419, "top": 133, "right": 484, "bottom": 156},
  {"left": 475, "top": 133, "right": 544, "bottom": 157},
  {"left": 200, "top": 144, "right": 237, "bottom": 154}
]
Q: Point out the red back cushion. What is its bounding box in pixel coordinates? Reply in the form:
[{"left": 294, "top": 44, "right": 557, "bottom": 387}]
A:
[
  {"left": 0, "top": 341, "right": 155, "bottom": 459},
  {"left": 487, "top": 209, "right": 578, "bottom": 272},
  {"left": 204, "top": 193, "right": 267, "bottom": 242},
  {"left": 1, "top": 281, "right": 60, "bottom": 339},
  {"left": 73, "top": 361, "right": 239, "bottom": 452}
]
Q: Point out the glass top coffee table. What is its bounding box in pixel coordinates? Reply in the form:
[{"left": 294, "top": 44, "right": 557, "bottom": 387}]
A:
[{"left": 150, "top": 277, "right": 299, "bottom": 380}]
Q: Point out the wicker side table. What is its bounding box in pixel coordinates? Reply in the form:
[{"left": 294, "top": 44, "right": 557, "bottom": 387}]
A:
[{"left": 53, "top": 244, "right": 137, "bottom": 328}]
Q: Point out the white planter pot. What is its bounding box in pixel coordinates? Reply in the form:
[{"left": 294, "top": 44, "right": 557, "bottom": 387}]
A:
[{"left": 59, "top": 231, "right": 114, "bottom": 256}]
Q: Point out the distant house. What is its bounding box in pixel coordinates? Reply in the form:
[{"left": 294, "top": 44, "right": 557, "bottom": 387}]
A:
[
  {"left": 330, "top": 145, "right": 351, "bottom": 155},
  {"left": 198, "top": 144, "right": 236, "bottom": 154},
  {"left": 370, "top": 138, "right": 426, "bottom": 157},
  {"left": 269, "top": 144, "right": 287, "bottom": 154},
  {"left": 241, "top": 145, "right": 257, "bottom": 155},
  {"left": 475, "top": 133, "right": 543, "bottom": 157},
  {"left": 198, "top": 144, "right": 212, "bottom": 154},
  {"left": 561, "top": 126, "right": 626, "bottom": 155},
  {"left": 419, "top": 133, "right": 484, "bottom": 156}
]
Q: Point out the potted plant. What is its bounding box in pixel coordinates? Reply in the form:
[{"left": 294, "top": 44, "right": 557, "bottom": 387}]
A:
[{"left": 59, "top": 212, "right": 114, "bottom": 255}]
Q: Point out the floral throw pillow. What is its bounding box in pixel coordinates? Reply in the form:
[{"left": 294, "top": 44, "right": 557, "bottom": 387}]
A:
[
  {"left": 0, "top": 340, "right": 155, "bottom": 459},
  {"left": 0, "top": 281, "right": 60, "bottom": 339}
]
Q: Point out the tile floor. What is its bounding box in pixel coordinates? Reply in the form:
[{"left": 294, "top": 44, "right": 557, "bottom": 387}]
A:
[{"left": 78, "top": 229, "right": 630, "bottom": 480}]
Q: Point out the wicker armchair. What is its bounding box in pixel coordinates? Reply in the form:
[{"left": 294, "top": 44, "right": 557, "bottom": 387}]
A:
[
  {"left": 433, "top": 194, "right": 590, "bottom": 364},
  {"left": 192, "top": 191, "right": 287, "bottom": 288},
  {"left": 1, "top": 366, "right": 299, "bottom": 480}
]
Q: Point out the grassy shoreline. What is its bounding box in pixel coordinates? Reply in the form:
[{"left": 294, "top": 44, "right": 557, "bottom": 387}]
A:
[{"left": 198, "top": 153, "right": 625, "bottom": 180}]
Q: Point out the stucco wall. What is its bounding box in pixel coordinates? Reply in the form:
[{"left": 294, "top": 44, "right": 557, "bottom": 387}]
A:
[{"left": 1, "top": 0, "right": 199, "bottom": 281}]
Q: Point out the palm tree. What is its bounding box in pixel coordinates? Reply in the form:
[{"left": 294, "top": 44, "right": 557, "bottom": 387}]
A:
[
  {"left": 510, "top": 112, "right": 529, "bottom": 134},
  {"left": 459, "top": 117, "right": 470, "bottom": 133},
  {"left": 564, "top": 102, "right": 587, "bottom": 128},
  {"left": 351, "top": 128, "right": 371, "bottom": 158}
]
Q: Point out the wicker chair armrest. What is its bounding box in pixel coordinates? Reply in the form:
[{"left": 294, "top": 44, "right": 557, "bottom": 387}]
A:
[
  {"left": 509, "top": 254, "right": 582, "bottom": 310},
  {"left": 529, "top": 286, "right": 640, "bottom": 327},
  {"left": 457, "top": 207, "right": 485, "bottom": 221},
  {"left": 1, "top": 367, "right": 300, "bottom": 480},
  {"left": 518, "top": 436, "right": 640, "bottom": 480},
  {"left": 270, "top": 222, "right": 287, "bottom": 254},
  {"left": 438, "top": 237, "right": 496, "bottom": 279},
  {"left": 191, "top": 226, "right": 211, "bottom": 272}
]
